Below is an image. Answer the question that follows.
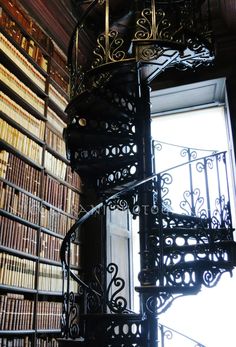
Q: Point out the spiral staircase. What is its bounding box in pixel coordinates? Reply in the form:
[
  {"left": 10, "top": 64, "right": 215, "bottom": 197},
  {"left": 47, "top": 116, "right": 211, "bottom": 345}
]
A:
[{"left": 59, "top": 1, "right": 236, "bottom": 346}]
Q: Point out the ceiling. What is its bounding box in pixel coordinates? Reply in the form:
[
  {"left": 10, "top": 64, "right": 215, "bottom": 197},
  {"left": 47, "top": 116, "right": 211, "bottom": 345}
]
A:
[{"left": 19, "top": 0, "right": 236, "bottom": 56}]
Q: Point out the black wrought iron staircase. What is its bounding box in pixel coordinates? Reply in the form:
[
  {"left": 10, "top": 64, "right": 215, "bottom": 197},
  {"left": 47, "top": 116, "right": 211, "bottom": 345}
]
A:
[
  {"left": 59, "top": 150, "right": 236, "bottom": 346},
  {"left": 59, "top": 1, "right": 236, "bottom": 347}
]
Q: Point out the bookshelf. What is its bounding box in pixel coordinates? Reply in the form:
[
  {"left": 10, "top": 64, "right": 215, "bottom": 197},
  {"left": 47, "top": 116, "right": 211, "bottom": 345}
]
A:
[{"left": 0, "top": 1, "right": 81, "bottom": 346}]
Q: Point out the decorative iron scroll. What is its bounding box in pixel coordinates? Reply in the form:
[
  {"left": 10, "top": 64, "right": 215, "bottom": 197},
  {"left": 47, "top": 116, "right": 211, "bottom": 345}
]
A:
[
  {"left": 146, "top": 292, "right": 187, "bottom": 315},
  {"left": 61, "top": 148, "right": 236, "bottom": 340},
  {"left": 92, "top": 31, "right": 126, "bottom": 68},
  {"left": 62, "top": 291, "right": 81, "bottom": 339},
  {"left": 159, "top": 323, "right": 206, "bottom": 347},
  {"left": 84, "top": 263, "right": 128, "bottom": 314}
]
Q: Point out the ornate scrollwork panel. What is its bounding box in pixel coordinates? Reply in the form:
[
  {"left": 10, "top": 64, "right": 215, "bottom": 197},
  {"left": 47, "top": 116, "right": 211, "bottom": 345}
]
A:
[
  {"left": 92, "top": 30, "right": 126, "bottom": 68},
  {"left": 98, "top": 162, "right": 138, "bottom": 190}
]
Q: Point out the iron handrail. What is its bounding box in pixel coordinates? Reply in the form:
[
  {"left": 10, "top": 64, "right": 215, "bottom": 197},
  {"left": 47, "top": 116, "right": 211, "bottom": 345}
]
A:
[
  {"left": 152, "top": 139, "right": 218, "bottom": 154},
  {"left": 159, "top": 323, "right": 206, "bottom": 347},
  {"left": 60, "top": 149, "right": 233, "bottom": 340},
  {"left": 67, "top": 0, "right": 99, "bottom": 71}
]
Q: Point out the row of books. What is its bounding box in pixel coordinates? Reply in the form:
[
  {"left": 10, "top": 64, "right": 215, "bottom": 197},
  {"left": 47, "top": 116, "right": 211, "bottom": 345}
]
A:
[
  {"left": 50, "top": 64, "right": 69, "bottom": 95},
  {"left": 0, "top": 150, "right": 81, "bottom": 202},
  {"left": 52, "top": 46, "right": 67, "bottom": 72},
  {"left": 47, "top": 107, "right": 66, "bottom": 135},
  {"left": 3, "top": 0, "right": 51, "bottom": 52},
  {"left": 40, "top": 205, "right": 75, "bottom": 236},
  {"left": 44, "top": 150, "right": 81, "bottom": 191},
  {"left": 0, "top": 64, "right": 45, "bottom": 116},
  {"left": 0, "top": 337, "right": 32, "bottom": 347},
  {"left": 0, "top": 338, "right": 58, "bottom": 347},
  {"left": 65, "top": 166, "right": 81, "bottom": 190},
  {"left": 40, "top": 232, "right": 61, "bottom": 263},
  {"left": 1, "top": 8, "right": 49, "bottom": 71},
  {"left": 49, "top": 84, "right": 68, "bottom": 111},
  {"left": 0, "top": 118, "right": 43, "bottom": 165},
  {"left": 0, "top": 294, "right": 34, "bottom": 331},
  {"left": 43, "top": 174, "right": 80, "bottom": 217},
  {"left": 1, "top": 33, "right": 46, "bottom": 91},
  {"left": 38, "top": 264, "right": 62, "bottom": 292},
  {"left": 0, "top": 253, "right": 35, "bottom": 289},
  {"left": 0, "top": 214, "right": 79, "bottom": 265},
  {"left": 38, "top": 263, "right": 78, "bottom": 293},
  {"left": 37, "top": 301, "right": 61, "bottom": 330},
  {"left": 0, "top": 151, "right": 41, "bottom": 196},
  {"left": 0, "top": 180, "right": 76, "bottom": 236},
  {"left": 36, "top": 338, "right": 58, "bottom": 347},
  {"left": 3, "top": 0, "right": 31, "bottom": 32},
  {"left": 1, "top": 92, "right": 45, "bottom": 141},
  {"left": 0, "top": 182, "right": 41, "bottom": 225},
  {"left": 0, "top": 215, "right": 37, "bottom": 256},
  {"left": 45, "top": 126, "right": 66, "bottom": 158},
  {"left": 40, "top": 232, "right": 80, "bottom": 266},
  {"left": 0, "top": 251, "right": 78, "bottom": 293},
  {"left": 44, "top": 151, "right": 67, "bottom": 181}
]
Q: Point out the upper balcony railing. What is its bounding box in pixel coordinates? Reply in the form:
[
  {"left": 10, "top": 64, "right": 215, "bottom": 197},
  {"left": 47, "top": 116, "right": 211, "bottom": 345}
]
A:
[{"left": 67, "top": 0, "right": 214, "bottom": 97}]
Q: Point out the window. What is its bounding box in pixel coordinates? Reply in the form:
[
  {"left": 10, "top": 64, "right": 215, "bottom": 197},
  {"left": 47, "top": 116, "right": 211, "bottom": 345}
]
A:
[{"left": 148, "top": 78, "right": 236, "bottom": 347}]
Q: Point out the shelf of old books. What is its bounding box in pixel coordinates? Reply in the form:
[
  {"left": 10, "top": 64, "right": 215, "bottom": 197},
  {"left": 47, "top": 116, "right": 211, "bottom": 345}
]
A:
[
  {"left": 1, "top": 3, "right": 50, "bottom": 72},
  {"left": 0, "top": 1, "right": 82, "bottom": 345}
]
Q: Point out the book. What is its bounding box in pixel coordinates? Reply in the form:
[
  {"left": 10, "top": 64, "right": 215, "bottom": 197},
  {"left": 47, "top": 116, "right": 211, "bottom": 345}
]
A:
[
  {"left": 38, "top": 263, "right": 62, "bottom": 292},
  {"left": 0, "top": 151, "right": 41, "bottom": 196},
  {"left": 1, "top": 33, "right": 46, "bottom": 90},
  {"left": 47, "top": 107, "right": 66, "bottom": 135},
  {"left": 40, "top": 205, "right": 75, "bottom": 236},
  {"left": 0, "top": 293, "right": 34, "bottom": 330},
  {"left": 37, "top": 301, "right": 61, "bottom": 330},
  {"left": 48, "top": 84, "right": 68, "bottom": 111},
  {"left": 45, "top": 126, "right": 66, "bottom": 158},
  {"left": 0, "top": 215, "right": 37, "bottom": 255},
  {"left": 0, "top": 118, "right": 43, "bottom": 165},
  {"left": 0, "top": 64, "right": 45, "bottom": 116},
  {"left": 0, "top": 92, "right": 46, "bottom": 140},
  {"left": 1, "top": 183, "right": 41, "bottom": 224},
  {"left": 0, "top": 253, "right": 35, "bottom": 289}
]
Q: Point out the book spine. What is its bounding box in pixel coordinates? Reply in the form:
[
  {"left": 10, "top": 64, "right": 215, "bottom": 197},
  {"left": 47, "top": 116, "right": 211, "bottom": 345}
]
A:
[
  {"left": 0, "top": 215, "right": 37, "bottom": 255},
  {"left": 38, "top": 263, "right": 62, "bottom": 292},
  {"left": 48, "top": 83, "right": 68, "bottom": 111},
  {"left": 1, "top": 33, "right": 46, "bottom": 90},
  {"left": 0, "top": 64, "right": 45, "bottom": 116},
  {"left": 37, "top": 301, "right": 61, "bottom": 329},
  {"left": 0, "top": 91, "right": 46, "bottom": 141},
  {"left": 0, "top": 253, "right": 35, "bottom": 289}
]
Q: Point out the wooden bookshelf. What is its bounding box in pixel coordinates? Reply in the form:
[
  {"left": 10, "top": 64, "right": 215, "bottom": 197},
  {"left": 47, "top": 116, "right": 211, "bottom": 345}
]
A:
[{"left": 0, "top": 1, "right": 81, "bottom": 346}]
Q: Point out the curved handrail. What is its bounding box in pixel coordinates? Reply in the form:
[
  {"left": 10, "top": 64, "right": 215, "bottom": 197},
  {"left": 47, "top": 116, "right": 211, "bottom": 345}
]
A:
[
  {"left": 60, "top": 150, "right": 227, "bottom": 273},
  {"left": 152, "top": 139, "right": 218, "bottom": 154},
  {"left": 67, "top": 0, "right": 100, "bottom": 73},
  {"left": 60, "top": 149, "right": 232, "bottom": 334}
]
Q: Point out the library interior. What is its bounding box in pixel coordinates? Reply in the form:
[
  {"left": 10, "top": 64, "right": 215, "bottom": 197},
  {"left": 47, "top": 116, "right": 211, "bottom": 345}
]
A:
[{"left": 0, "top": 1, "right": 236, "bottom": 347}]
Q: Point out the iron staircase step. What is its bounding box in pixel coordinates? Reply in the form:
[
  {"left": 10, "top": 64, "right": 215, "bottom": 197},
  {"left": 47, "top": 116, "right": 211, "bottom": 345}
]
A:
[
  {"left": 73, "top": 155, "right": 138, "bottom": 173},
  {"left": 135, "top": 284, "right": 201, "bottom": 295},
  {"left": 66, "top": 129, "right": 135, "bottom": 147},
  {"left": 58, "top": 338, "right": 85, "bottom": 347},
  {"left": 161, "top": 211, "right": 211, "bottom": 227},
  {"left": 159, "top": 240, "right": 236, "bottom": 255},
  {"left": 151, "top": 226, "right": 231, "bottom": 242},
  {"left": 66, "top": 89, "right": 135, "bottom": 121}
]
